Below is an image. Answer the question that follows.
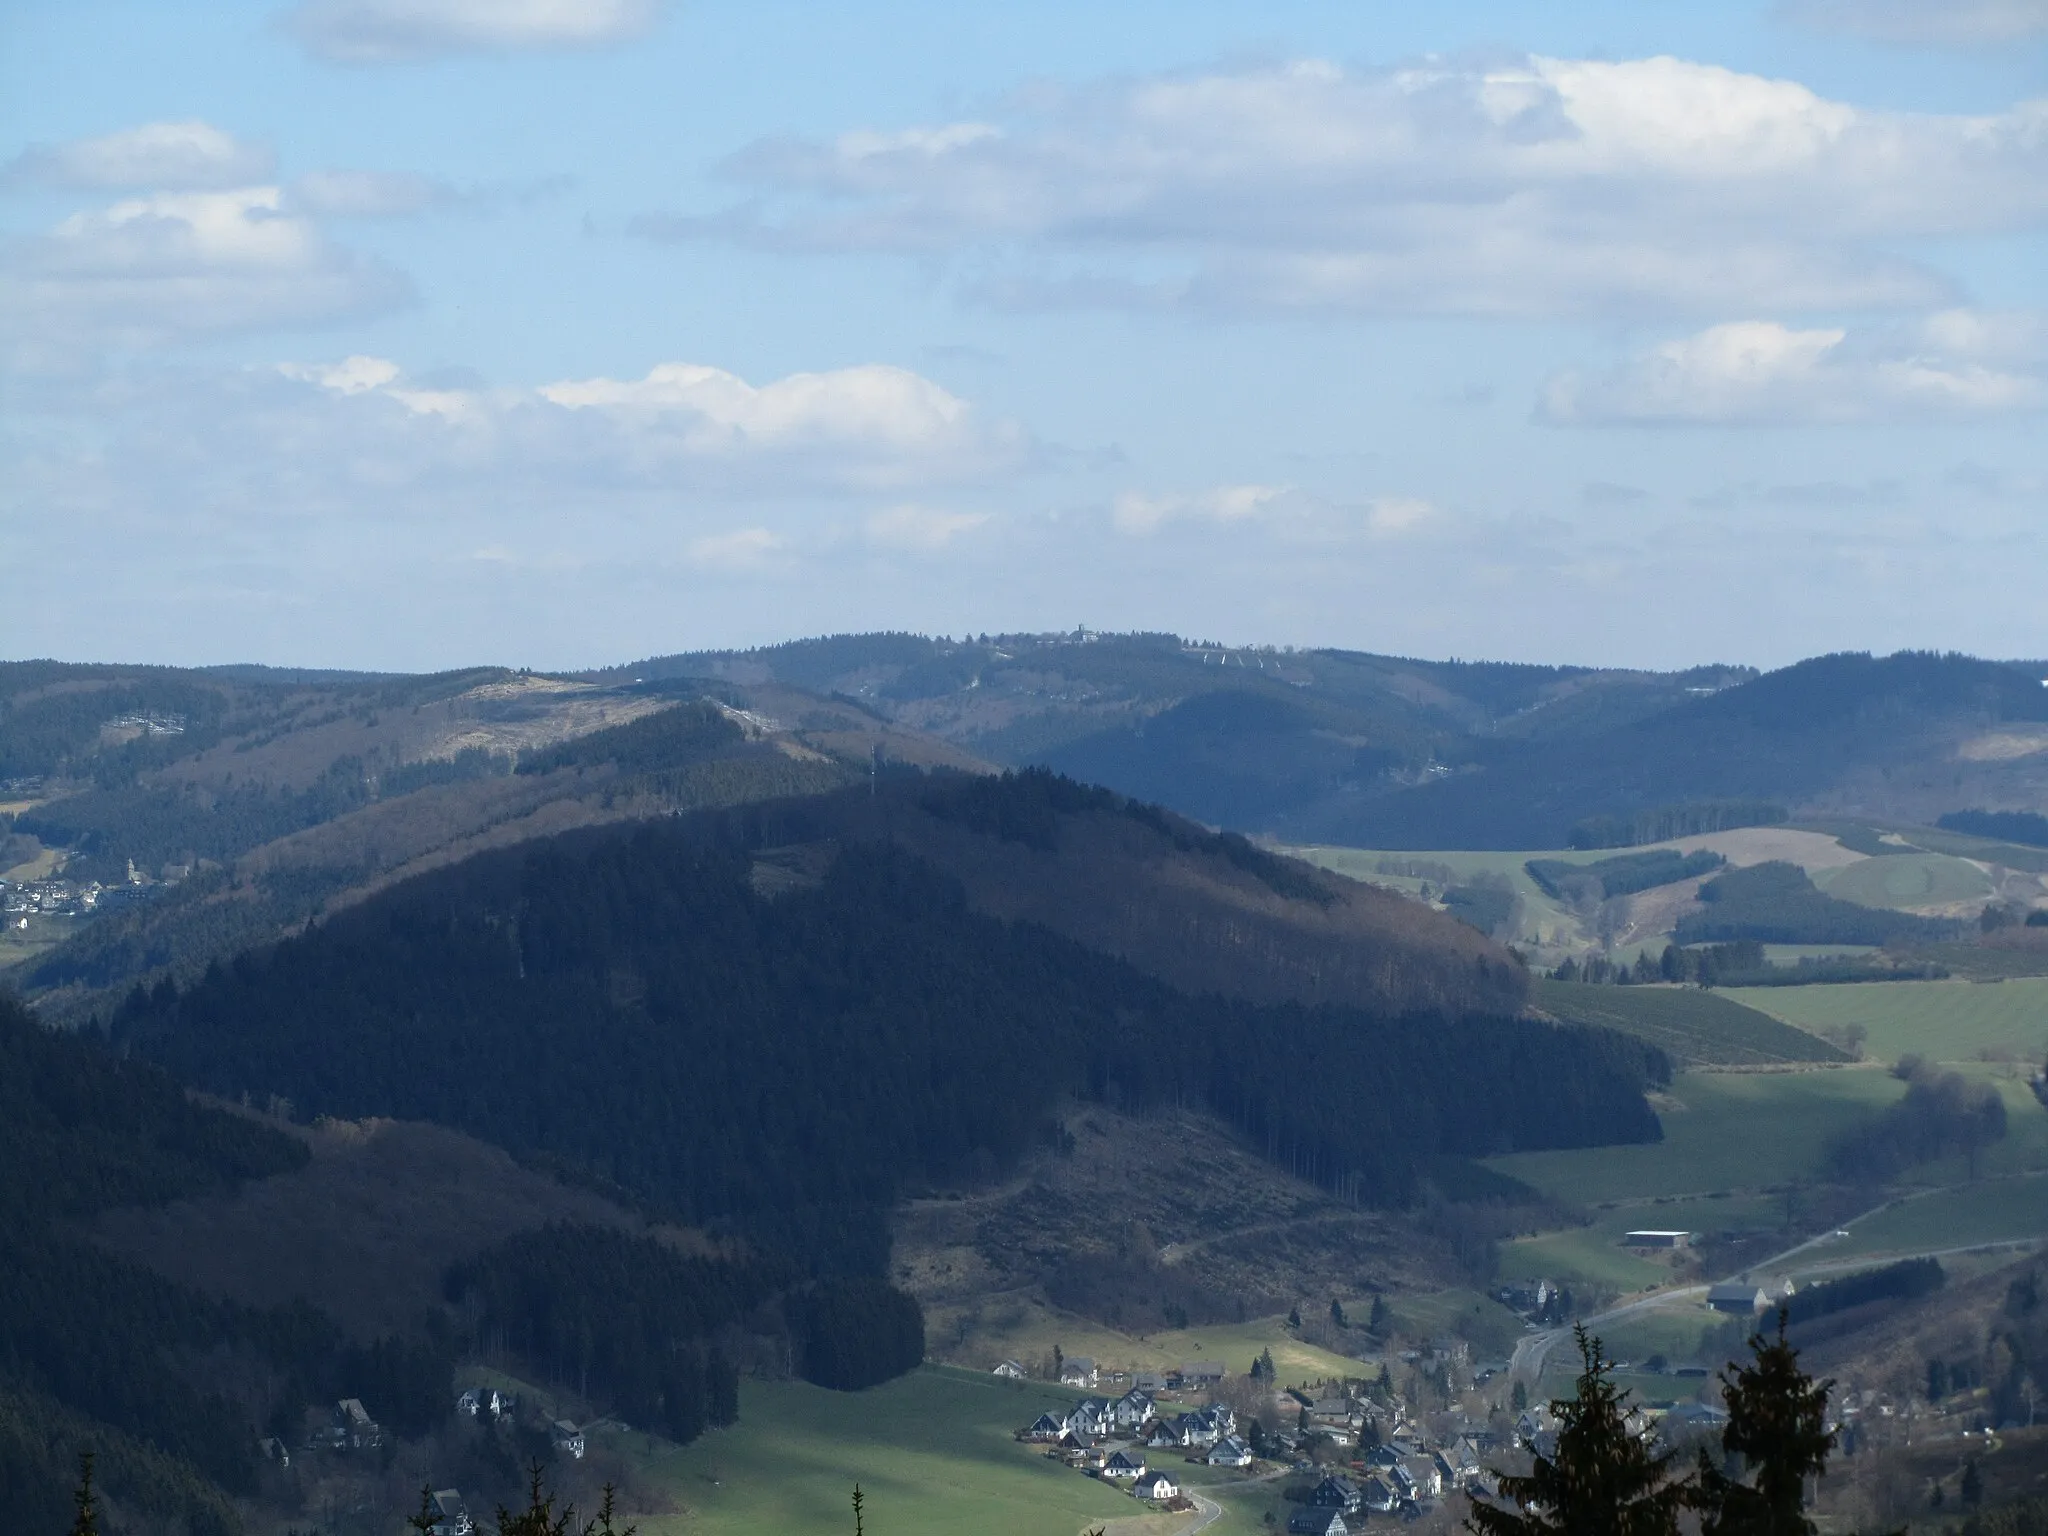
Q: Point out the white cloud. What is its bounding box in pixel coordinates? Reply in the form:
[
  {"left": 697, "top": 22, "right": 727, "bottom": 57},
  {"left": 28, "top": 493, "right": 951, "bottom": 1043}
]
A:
[
  {"left": 537, "top": 362, "right": 1025, "bottom": 487},
  {"left": 1539, "top": 315, "right": 2048, "bottom": 425},
  {"left": 255, "top": 354, "right": 1027, "bottom": 492},
  {"left": 865, "top": 504, "right": 990, "bottom": 550},
  {"left": 1363, "top": 496, "right": 1440, "bottom": 536},
  {"left": 0, "top": 187, "right": 410, "bottom": 367},
  {"left": 1110, "top": 484, "right": 1443, "bottom": 541},
  {"left": 286, "top": 0, "right": 661, "bottom": 63},
  {"left": 665, "top": 54, "right": 2048, "bottom": 317},
  {"left": 1112, "top": 483, "right": 1289, "bottom": 534},
  {"left": 290, "top": 169, "right": 450, "bottom": 217},
  {"left": 1782, "top": 0, "right": 2048, "bottom": 45},
  {"left": 687, "top": 527, "right": 785, "bottom": 568},
  {"left": 3, "top": 120, "right": 274, "bottom": 190},
  {"left": 277, "top": 354, "right": 401, "bottom": 393}
]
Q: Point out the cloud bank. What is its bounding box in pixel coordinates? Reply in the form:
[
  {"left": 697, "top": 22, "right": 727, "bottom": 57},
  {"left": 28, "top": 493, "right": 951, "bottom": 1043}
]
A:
[
  {"left": 1782, "top": 0, "right": 2048, "bottom": 46},
  {"left": 1540, "top": 312, "right": 2048, "bottom": 425},
  {"left": 0, "top": 186, "right": 410, "bottom": 368},
  {"left": 4, "top": 120, "right": 274, "bottom": 190},
  {"left": 285, "top": 0, "right": 662, "bottom": 63},
  {"left": 652, "top": 54, "right": 2048, "bottom": 317}
]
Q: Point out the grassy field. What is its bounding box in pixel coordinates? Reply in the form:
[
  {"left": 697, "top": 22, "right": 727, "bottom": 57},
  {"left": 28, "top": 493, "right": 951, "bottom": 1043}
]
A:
[
  {"left": 1495, "top": 1192, "right": 1789, "bottom": 1293},
  {"left": 1815, "top": 853, "right": 1993, "bottom": 910},
  {"left": 1290, "top": 844, "right": 1596, "bottom": 949},
  {"left": 1725, "top": 977, "right": 2048, "bottom": 1065},
  {"left": 1813, "top": 1172, "right": 2048, "bottom": 1264},
  {"left": 938, "top": 1296, "right": 1370, "bottom": 1386},
  {"left": 1532, "top": 979, "right": 1848, "bottom": 1067},
  {"left": 599, "top": 1365, "right": 1294, "bottom": 1536},
  {"left": 1488, "top": 1067, "right": 1905, "bottom": 1206},
  {"left": 0, "top": 911, "right": 74, "bottom": 973}
]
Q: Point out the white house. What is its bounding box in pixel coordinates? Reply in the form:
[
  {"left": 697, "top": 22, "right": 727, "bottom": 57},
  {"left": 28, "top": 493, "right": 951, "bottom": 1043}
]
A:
[
  {"left": 1103, "top": 1449, "right": 1147, "bottom": 1481},
  {"left": 1207, "top": 1435, "right": 1254, "bottom": 1467},
  {"left": 1113, "top": 1389, "right": 1155, "bottom": 1429},
  {"left": 1133, "top": 1471, "right": 1179, "bottom": 1502},
  {"left": 992, "top": 1359, "right": 1027, "bottom": 1379},
  {"left": 550, "top": 1419, "right": 585, "bottom": 1460},
  {"left": 429, "top": 1490, "right": 474, "bottom": 1536},
  {"left": 1060, "top": 1356, "right": 1099, "bottom": 1388},
  {"left": 1067, "top": 1398, "right": 1114, "bottom": 1440}
]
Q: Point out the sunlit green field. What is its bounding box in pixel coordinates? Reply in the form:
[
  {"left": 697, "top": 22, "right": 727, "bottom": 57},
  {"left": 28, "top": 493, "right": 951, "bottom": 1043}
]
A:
[
  {"left": 933, "top": 1296, "right": 1372, "bottom": 1386},
  {"left": 1495, "top": 1193, "right": 1786, "bottom": 1294},
  {"left": 1813, "top": 1171, "right": 2048, "bottom": 1265},
  {"left": 1726, "top": 977, "right": 2048, "bottom": 1065},
  {"left": 1488, "top": 1068, "right": 1905, "bottom": 1205},
  {"left": 608, "top": 1367, "right": 1139, "bottom": 1536},
  {"left": 1814, "top": 852, "right": 1994, "bottom": 909}
]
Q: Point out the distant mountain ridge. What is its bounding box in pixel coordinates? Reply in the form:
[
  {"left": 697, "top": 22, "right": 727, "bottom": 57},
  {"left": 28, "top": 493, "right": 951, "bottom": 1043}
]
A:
[{"left": 595, "top": 637, "right": 2048, "bottom": 848}]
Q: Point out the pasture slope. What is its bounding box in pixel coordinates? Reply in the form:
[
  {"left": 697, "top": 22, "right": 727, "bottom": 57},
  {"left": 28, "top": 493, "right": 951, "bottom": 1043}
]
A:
[
  {"left": 1530, "top": 979, "right": 1848, "bottom": 1067},
  {"left": 1490, "top": 969, "right": 2048, "bottom": 1328},
  {"left": 597, "top": 1365, "right": 1291, "bottom": 1536},
  {"left": 1727, "top": 976, "right": 2048, "bottom": 1065}
]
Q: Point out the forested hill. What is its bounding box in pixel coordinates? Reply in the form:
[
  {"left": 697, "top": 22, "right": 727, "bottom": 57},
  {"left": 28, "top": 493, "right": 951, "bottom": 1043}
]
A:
[
  {"left": 1322, "top": 651, "right": 2048, "bottom": 849},
  {"left": 115, "top": 783, "right": 1665, "bottom": 1278},
  {"left": 592, "top": 638, "right": 2048, "bottom": 848},
  {"left": 703, "top": 767, "right": 1528, "bottom": 1018}
]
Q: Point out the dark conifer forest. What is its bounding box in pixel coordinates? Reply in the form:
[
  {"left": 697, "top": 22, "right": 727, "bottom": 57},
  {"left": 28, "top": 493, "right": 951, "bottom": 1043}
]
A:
[
  {"left": 115, "top": 777, "right": 1666, "bottom": 1273},
  {"left": 0, "top": 992, "right": 453, "bottom": 1533}
]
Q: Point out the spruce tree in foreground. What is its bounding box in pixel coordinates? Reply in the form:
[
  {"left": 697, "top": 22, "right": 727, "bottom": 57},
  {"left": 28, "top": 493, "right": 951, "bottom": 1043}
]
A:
[
  {"left": 490, "top": 1465, "right": 637, "bottom": 1536},
  {"left": 1695, "top": 1310, "right": 1835, "bottom": 1535},
  {"left": 69, "top": 1452, "right": 99, "bottom": 1536},
  {"left": 1467, "top": 1326, "right": 1689, "bottom": 1536}
]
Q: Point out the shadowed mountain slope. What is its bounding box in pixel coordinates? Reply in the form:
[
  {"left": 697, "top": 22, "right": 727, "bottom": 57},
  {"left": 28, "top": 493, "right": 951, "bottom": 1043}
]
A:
[{"left": 112, "top": 773, "right": 1663, "bottom": 1283}]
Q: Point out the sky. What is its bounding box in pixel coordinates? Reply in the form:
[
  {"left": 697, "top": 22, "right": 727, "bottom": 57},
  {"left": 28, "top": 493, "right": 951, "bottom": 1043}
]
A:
[{"left": 1, "top": 0, "right": 2044, "bottom": 673}]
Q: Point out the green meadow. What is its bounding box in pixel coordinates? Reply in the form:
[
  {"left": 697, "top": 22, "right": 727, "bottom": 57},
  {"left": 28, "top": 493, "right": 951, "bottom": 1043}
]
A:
[
  {"left": 1488, "top": 1067, "right": 1905, "bottom": 1206},
  {"left": 599, "top": 1364, "right": 1309, "bottom": 1536},
  {"left": 1726, "top": 977, "right": 2048, "bottom": 1065},
  {"left": 937, "top": 1297, "right": 1371, "bottom": 1386},
  {"left": 607, "top": 1367, "right": 1137, "bottom": 1536},
  {"left": 1814, "top": 852, "right": 1993, "bottom": 909},
  {"left": 1816, "top": 1171, "right": 2048, "bottom": 1264}
]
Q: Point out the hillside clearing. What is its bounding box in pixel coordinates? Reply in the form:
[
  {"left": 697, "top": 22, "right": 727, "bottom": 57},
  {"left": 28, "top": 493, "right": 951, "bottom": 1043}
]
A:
[{"left": 1815, "top": 852, "right": 1993, "bottom": 911}]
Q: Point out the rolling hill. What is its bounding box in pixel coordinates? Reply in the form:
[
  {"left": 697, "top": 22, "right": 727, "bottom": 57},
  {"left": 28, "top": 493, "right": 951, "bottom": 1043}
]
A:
[{"left": 587, "top": 637, "right": 2048, "bottom": 851}]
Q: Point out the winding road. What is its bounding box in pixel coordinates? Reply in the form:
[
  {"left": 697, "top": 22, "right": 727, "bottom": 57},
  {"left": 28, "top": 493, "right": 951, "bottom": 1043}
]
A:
[{"left": 1508, "top": 1212, "right": 2044, "bottom": 1387}]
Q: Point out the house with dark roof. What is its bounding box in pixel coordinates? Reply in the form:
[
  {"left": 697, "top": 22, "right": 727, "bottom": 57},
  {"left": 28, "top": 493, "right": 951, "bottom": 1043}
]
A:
[
  {"left": 1707, "top": 1282, "right": 1771, "bottom": 1314},
  {"left": 1309, "top": 1475, "right": 1361, "bottom": 1513},
  {"left": 1133, "top": 1471, "right": 1180, "bottom": 1502},
  {"left": 428, "top": 1490, "right": 474, "bottom": 1536},
  {"left": 1288, "top": 1510, "right": 1347, "bottom": 1536},
  {"left": 1360, "top": 1475, "right": 1400, "bottom": 1513},
  {"left": 1103, "top": 1448, "right": 1148, "bottom": 1481},
  {"left": 1206, "top": 1435, "right": 1254, "bottom": 1467}
]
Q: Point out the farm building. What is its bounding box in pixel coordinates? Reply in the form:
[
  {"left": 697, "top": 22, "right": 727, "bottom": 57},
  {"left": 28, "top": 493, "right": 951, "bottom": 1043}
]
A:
[{"left": 1623, "top": 1230, "right": 1693, "bottom": 1249}]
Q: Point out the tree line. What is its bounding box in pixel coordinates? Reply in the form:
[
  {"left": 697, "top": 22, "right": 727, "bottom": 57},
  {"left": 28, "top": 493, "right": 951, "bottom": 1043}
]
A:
[{"left": 1677, "top": 861, "right": 1958, "bottom": 947}]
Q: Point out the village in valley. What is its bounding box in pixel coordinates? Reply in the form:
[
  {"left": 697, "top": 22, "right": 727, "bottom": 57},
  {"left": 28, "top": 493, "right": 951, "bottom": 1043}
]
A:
[{"left": 988, "top": 1248, "right": 1957, "bottom": 1535}]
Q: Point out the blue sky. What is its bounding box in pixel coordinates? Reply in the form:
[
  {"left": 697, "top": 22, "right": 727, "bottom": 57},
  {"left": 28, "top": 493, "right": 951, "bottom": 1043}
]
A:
[{"left": 1, "top": 0, "right": 2043, "bottom": 672}]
